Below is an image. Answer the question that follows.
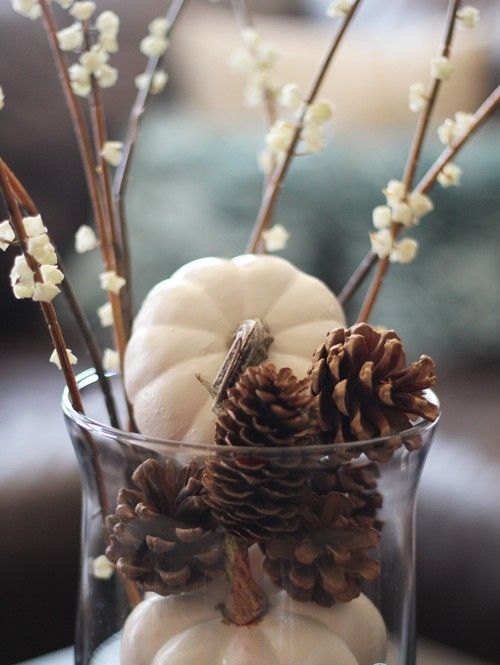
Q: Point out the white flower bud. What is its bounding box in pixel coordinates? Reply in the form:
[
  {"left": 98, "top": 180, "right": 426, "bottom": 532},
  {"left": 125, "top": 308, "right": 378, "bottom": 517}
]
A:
[
  {"left": 99, "top": 34, "right": 119, "bottom": 54},
  {"left": 279, "top": 83, "right": 302, "bottom": 110},
  {"left": 10, "top": 255, "right": 34, "bottom": 297},
  {"left": 140, "top": 35, "right": 169, "bottom": 58},
  {"left": 390, "top": 238, "right": 419, "bottom": 264},
  {"left": 302, "top": 122, "right": 325, "bottom": 153},
  {"left": 326, "top": 0, "right": 354, "bottom": 18},
  {"left": 408, "top": 82, "right": 427, "bottom": 113},
  {"left": 0, "top": 220, "right": 15, "bottom": 250},
  {"left": 137, "top": 70, "right": 170, "bottom": 95},
  {"left": 57, "top": 23, "right": 84, "bottom": 52},
  {"left": 454, "top": 111, "right": 475, "bottom": 134},
  {"left": 430, "top": 56, "right": 454, "bottom": 81},
  {"left": 408, "top": 192, "right": 433, "bottom": 219},
  {"left": 306, "top": 100, "right": 333, "bottom": 124},
  {"left": 97, "top": 301, "right": 113, "bottom": 327},
  {"left": 437, "top": 162, "right": 462, "bottom": 188},
  {"left": 103, "top": 348, "right": 120, "bottom": 371},
  {"left": 383, "top": 179, "right": 406, "bottom": 203},
  {"left": 262, "top": 224, "right": 290, "bottom": 252},
  {"left": 80, "top": 48, "right": 108, "bottom": 74},
  {"left": 40, "top": 264, "right": 64, "bottom": 285},
  {"left": 100, "top": 141, "right": 123, "bottom": 167},
  {"left": 372, "top": 205, "right": 392, "bottom": 229},
  {"left": 149, "top": 17, "right": 170, "bottom": 38},
  {"left": 69, "top": 63, "right": 91, "bottom": 97},
  {"left": 100, "top": 270, "right": 126, "bottom": 294},
  {"left": 13, "top": 283, "right": 35, "bottom": 299},
  {"left": 12, "top": 0, "right": 41, "bottom": 20},
  {"left": 28, "top": 234, "right": 57, "bottom": 265},
  {"left": 22, "top": 214, "right": 46, "bottom": 238},
  {"left": 96, "top": 11, "right": 119, "bottom": 36},
  {"left": 92, "top": 555, "right": 114, "bottom": 580},
  {"left": 96, "top": 64, "right": 118, "bottom": 89},
  {"left": 240, "top": 27, "right": 262, "bottom": 50},
  {"left": 437, "top": 118, "right": 457, "bottom": 145},
  {"left": 75, "top": 225, "right": 97, "bottom": 253},
  {"left": 390, "top": 201, "right": 413, "bottom": 226},
  {"left": 370, "top": 229, "right": 393, "bottom": 259},
  {"left": 33, "top": 281, "right": 61, "bottom": 302},
  {"left": 49, "top": 348, "right": 78, "bottom": 370},
  {"left": 257, "top": 149, "right": 274, "bottom": 175},
  {"left": 265, "top": 120, "right": 295, "bottom": 154},
  {"left": 457, "top": 6, "right": 479, "bottom": 29},
  {"left": 69, "top": 1, "right": 96, "bottom": 22},
  {"left": 0, "top": 86, "right": 4, "bottom": 111}
]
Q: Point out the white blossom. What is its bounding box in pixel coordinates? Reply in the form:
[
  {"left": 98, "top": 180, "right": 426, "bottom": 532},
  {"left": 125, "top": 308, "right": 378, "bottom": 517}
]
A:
[
  {"left": 437, "top": 162, "right": 462, "bottom": 188},
  {"left": 305, "top": 100, "right": 333, "bottom": 124},
  {"left": 279, "top": 83, "right": 302, "bottom": 110},
  {"left": 408, "top": 192, "right": 433, "bottom": 219},
  {"left": 390, "top": 201, "right": 413, "bottom": 226},
  {"left": 301, "top": 122, "right": 325, "bottom": 153},
  {"left": 262, "top": 224, "right": 290, "bottom": 252},
  {"left": 390, "top": 238, "right": 419, "bottom": 264},
  {"left": 326, "top": 0, "right": 354, "bottom": 18},
  {"left": 75, "top": 225, "right": 98, "bottom": 253},
  {"left": 265, "top": 120, "right": 295, "bottom": 154},
  {"left": 257, "top": 149, "right": 274, "bottom": 175},
  {"left": 135, "top": 70, "right": 169, "bottom": 94},
  {"left": 383, "top": 179, "right": 406, "bottom": 204},
  {"left": 103, "top": 348, "right": 120, "bottom": 371},
  {"left": 49, "top": 348, "right": 78, "bottom": 370},
  {"left": 22, "top": 214, "right": 46, "bottom": 238},
  {"left": 149, "top": 17, "right": 170, "bottom": 38},
  {"left": 28, "top": 234, "right": 57, "bottom": 265},
  {"left": 140, "top": 35, "right": 169, "bottom": 58},
  {"left": 99, "top": 33, "right": 119, "bottom": 54},
  {"left": 96, "top": 10, "right": 119, "bottom": 36},
  {"left": 431, "top": 56, "right": 454, "bottom": 81},
  {"left": 0, "top": 220, "right": 15, "bottom": 250},
  {"left": 100, "top": 270, "right": 126, "bottom": 294},
  {"left": 69, "top": 63, "right": 91, "bottom": 97},
  {"left": 457, "top": 6, "right": 479, "bottom": 29},
  {"left": 96, "top": 64, "right": 118, "bottom": 89},
  {"left": 100, "top": 141, "right": 123, "bottom": 167},
  {"left": 80, "top": 47, "right": 108, "bottom": 74},
  {"left": 40, "top": 264, "right": 64, "bottom": 285},
  {"left": 92, "top": 555, "right": 114, "bottom": 580},
  {"left": 408, "top": 82, "right": 427, "bottom": 112},
  {"left": 57, "top": 23, "right": 84, "bottom": 52},
  {"left": 455, "top": 111, "right": 475, "bottom": 134},
  {"left": 240, "top": 27, "right": 262, "bottom": 50},
  {"left": 33, "top": 281, "right": 61, "bottom": 302},
  {"left": 372, "top": 205, "right": 392, "bottom": 229},
  {"left": 69, "top": 1, "right": 96, "bottom": 22},
  {"left": 97, "top": 301, "right": 113, "bottom": 327},
  {"left": 10, "top": 255, "right": 34, "bottom": 298},
  {"left": 12, "top": 0, "right": 41, "bottom": 20},
  {"left": 437, "top": 117, "right": 457, "bottom": 145},
  {"left": 0, "top": 86, "right": 5, "bottom": 111},
  {"left": 370, "top": 228, "right": 393, "bottom": 259}
]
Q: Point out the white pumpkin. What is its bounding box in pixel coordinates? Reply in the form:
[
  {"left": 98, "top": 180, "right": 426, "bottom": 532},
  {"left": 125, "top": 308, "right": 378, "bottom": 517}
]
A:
[
  {"left": 125, "top": 255, "right": 345, "bottom": 442},
  {"left": 121, "top": 589, "right": 387, "bottom": 665}
]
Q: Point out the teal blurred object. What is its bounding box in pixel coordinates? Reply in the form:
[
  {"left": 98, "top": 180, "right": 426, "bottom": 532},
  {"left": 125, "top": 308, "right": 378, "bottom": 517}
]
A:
[{"left": 69, "top": 110, "right": 500, "bottom": 369}]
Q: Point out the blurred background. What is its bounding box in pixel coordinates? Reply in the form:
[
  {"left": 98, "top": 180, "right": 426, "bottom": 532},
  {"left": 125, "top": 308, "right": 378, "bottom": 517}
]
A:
[{"left": 0, "top": 0, "right": 499, "bottom": 664}]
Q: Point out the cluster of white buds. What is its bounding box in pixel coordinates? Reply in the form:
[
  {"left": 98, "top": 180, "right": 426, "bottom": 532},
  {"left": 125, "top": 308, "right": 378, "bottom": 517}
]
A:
[
  {"left": 457, "top": 5, "right": 480, "bottom": 30},
  {"left": 97, "top": 301, "right": 113, "bottom": 327},
  {"left": 369, "top": 180, "right": 433, "bottom": 263},
  {"left": 70, "top": 1, "right": 95, "bottom": 21},
  {"left": 326, "top": 0, "right": 354, "bottom": 18},
  {"left": 408, "top": 82, "right": 428, "bottom": 113},
  {"left": 12, "top": 0, "right": 41, "bottom": 20},
  {"left": 140, "top": 17, "right": 170, "bottom": 58},
  {"left": 437, "top": 162, "right": 462, "bottom": 188},
  {"left": 229, "top": 28, "right": 278, "bottom": 110},
  {"left": 69, "top": 44, "right": 118, "bottom": 96},
  {"left": 8, "top": 215, "right": 64, "bottom": 302},
  {"left": 96, "top": 11, "right": 120, "bottom": 54},
  {"left": 437, "top": 111, "right": 475, "bottom": 145},
  {"left": 430, "top": 56, "right": 454, "bottom": 82},
  {"left": 135, "top": 70, "right": 169, "bottom": 95},
  {"left": 75, "top": 224, "right": 98, "bottom": 253},
  {"left": 262, "top": 224, "right": 290, "bottom": 253},
  {"left": 100, "top": 270, "right": 126, "bottom": 294},
  {"left": 49, "top": 348, "right": 78, "bottom": 370},
  {"left": 100, "top": 141, "right": 123, "bottom": 167}
]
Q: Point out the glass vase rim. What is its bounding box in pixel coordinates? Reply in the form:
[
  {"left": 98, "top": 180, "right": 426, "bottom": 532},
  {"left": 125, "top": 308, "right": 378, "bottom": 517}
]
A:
[{"left": 62, "top": 368, "right": 441, "bottom": 455}]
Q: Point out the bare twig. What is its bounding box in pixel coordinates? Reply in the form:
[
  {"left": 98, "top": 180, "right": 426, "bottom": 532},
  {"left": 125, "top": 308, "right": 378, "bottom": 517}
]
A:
[
  {"left": 338, "top": 250, "right": 375, "bottom": 306},
  {"left": 3, "top": 161, "right": 120, "bottom": 427},
  {"left": 245, "top": 0, "right": 363, "bottom": 253},
  {"left": 357, "top": 0, "right": 461, "bottom": 324}
]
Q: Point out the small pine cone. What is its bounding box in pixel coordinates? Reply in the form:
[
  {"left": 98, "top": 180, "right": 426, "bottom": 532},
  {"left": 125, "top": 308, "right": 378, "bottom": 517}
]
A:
[
  {"left": 309, "top": 462, "right": 383, "bottom": 528},
  {"left": 204, "top": 364, "right": 316, "bottom": 543},
  {"left": 106, "top": 459, "right": 224, "bottom": 595},
  {"left": 262, "top": 492, "right": 381, "bottom": 607},
  {"left": 310, "top": 323, "right": 438, "bottom": 460}
]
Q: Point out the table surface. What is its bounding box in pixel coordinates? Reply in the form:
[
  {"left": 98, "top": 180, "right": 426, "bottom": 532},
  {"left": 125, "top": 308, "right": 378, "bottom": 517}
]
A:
[{"left": 17, "top": 639, "right": 494, "bottom": 665}]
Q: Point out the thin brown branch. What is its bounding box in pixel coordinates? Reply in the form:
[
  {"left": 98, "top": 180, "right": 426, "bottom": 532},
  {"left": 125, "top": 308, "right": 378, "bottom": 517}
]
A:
[
  {"left": 245, "top": 0, "right": 363, "bottom": 254},
  {"left": 3, "top": 162, "right": 120, "bottom": 427},
  {"left": 338, "top": 250, "right": 376, "bottom": 306},
  {"left": 357, "top": 0, "right": 461, "bottom": 324}
]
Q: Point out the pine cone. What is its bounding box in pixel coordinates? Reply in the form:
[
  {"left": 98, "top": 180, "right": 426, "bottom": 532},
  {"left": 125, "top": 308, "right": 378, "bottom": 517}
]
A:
[
  {"left": 204, "top": 364, "right": 316, "bottom": 542},
  {"left": 310, "top": 323, "right": 438, "bottom": 460},
  {"left": 309, "top": 462, "right": 383, "bottom": 528},
  {"left": 262, "top": 492, "right": 380, "bottom": 606},
  {"left": 106, "top": 459, "right": 224, "bottom": 595}
]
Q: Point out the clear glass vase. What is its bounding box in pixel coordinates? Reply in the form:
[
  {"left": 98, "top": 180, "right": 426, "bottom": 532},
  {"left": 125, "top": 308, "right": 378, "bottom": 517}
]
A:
[{"left": 63, "top": 369, "right": 439, "bottom": 665}]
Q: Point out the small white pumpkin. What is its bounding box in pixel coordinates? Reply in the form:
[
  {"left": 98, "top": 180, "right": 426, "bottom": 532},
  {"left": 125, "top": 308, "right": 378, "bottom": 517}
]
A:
[
  {"left": 125, "top": 255, "right": 345, "bottom": 442},
  {"left": 121, "top": 589, "right": 387, "bottom": 665}
]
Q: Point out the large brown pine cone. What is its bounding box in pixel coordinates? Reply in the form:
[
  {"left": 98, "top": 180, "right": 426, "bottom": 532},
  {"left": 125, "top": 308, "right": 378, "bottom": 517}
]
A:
[
  {"left": 106, "top": 459, "right": 224, "bottom": 595},
  {"left": 263, "top": 491, "right": 381, "bottom": 606},
  {"left": 310, "top": 323, "right": 438, "bottom": 460},
  {"left": 204, "top": 364, "right": 316, "bottom": 543}
]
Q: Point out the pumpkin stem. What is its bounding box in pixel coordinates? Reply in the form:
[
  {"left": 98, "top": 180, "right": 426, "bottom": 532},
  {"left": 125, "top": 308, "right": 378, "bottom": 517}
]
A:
[{"left": 223, "top": 534, "right": 268, "bottom": 626}]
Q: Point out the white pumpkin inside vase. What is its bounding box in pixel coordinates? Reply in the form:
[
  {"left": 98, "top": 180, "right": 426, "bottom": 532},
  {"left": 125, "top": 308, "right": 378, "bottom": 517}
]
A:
[{"left": 124, "top": 254, "right": 345, "bottom": 442}]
